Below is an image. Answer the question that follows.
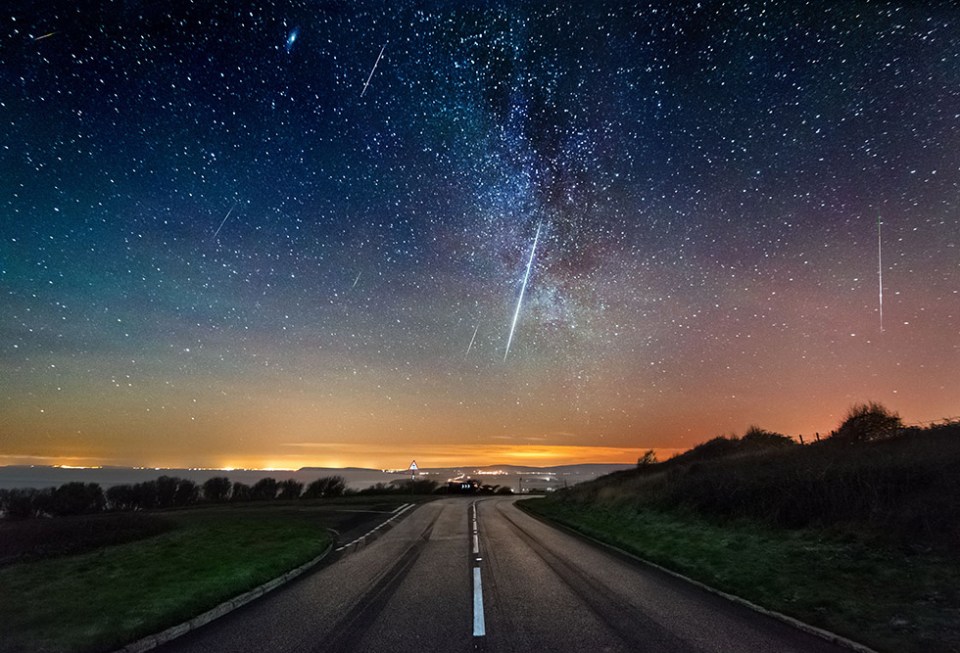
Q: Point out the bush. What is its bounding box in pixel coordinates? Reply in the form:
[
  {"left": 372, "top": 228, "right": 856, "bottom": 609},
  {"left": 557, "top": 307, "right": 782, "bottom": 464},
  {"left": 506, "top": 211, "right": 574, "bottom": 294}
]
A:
[
  {"left": 106, "top": 484, "right": 137, "bottom": 511},
  {"left": 132, "top": 480, "right": 159, "bottom": 510},
  {"left": 49, "top": 483, "right": 105, "bottom": 516},
  {"left": 741, "top": 426, "right": 796, "bottom": 448},
  {"left": 231, "top": 482, "right": 252, "bottom": 502},
  {"left": 303, "top": 476, "right": 346, "bottom": 499},
  {"left": 173, "top": 479, "right": 199, "bottom": 506},
  {"left": 637, "top": 450, "right": 658, "bottom": 467},
  {"left": 278, "top": 479, "right": 303, "bottom": 500},
  {"left": 251, "top": 478, "right": 279, "bottom": 501},
  {"left": 202, "top": 477, "right": 232, "bottom": 502},
  {"left": 3, "top": 488, "right": 40, "bottom": 520},
  {"left": 830, "top": 401, "right": 903, "bottom": 443}
]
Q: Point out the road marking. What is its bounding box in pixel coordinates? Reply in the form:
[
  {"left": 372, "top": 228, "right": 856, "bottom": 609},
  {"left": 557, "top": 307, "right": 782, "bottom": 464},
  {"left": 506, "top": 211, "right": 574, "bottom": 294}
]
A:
[
  {"left": 471, "top": 501, "right": 486, "bottom": 638},
  {"left": 473, "top": 567, "right": 486, "bottom": 637},
  {"left": 334, "top": 503, "right": 415, "bottom": 552}
]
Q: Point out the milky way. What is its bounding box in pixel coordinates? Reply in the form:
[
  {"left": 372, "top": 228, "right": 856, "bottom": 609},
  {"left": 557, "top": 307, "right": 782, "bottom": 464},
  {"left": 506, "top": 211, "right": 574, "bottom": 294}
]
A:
[{"left": 1, "top": 2, "right": 958, "bottom": 468}]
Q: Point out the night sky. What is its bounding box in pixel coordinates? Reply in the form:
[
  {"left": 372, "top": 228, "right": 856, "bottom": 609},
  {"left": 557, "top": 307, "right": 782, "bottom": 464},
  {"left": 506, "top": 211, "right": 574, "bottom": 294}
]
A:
[{"left": 2, "top": 2, "right": 958, "bottom": 470}]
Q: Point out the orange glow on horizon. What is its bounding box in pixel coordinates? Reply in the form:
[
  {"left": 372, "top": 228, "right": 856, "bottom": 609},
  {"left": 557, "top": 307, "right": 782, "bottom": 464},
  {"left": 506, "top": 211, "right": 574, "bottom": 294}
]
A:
[{"left": 0, "top": 444, "right": 683, "bottom": 471}]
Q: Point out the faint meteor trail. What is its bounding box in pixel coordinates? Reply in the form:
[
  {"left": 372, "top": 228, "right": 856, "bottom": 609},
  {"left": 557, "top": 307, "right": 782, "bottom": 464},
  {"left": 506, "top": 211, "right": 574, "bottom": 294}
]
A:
[
  {"left": 464, "top": 323, "right": 480, "bottom": 359},
  {"left": 504, "top": 221, "right": 542, "bottom": 362},
  {"left": 352, "top": 271, "right": 362, "bottom": 289},
  {"left": 878, "top": 216, "right": 884, "bottom": 333},
  {"left": 361, "top": 43, "right": 386, "bottom": 97},
  {"left": 212, "top": 202, "right": 237, "bottom": 241},
  {"left": 32, "top": 32, "right": 57, "bottom": 41}
]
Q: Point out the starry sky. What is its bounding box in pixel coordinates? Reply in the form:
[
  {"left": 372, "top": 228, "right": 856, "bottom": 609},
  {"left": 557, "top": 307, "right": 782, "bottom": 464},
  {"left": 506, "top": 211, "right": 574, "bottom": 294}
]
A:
[{"left": 2, "top": 1, "right": 958, "bottom": 470}]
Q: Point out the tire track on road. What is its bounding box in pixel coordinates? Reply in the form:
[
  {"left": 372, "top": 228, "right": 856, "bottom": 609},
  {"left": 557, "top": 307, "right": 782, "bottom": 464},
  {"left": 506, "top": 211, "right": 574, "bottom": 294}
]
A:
[
  {"left": 315, "top": 506, "right": 443, "bottom": 653},
  {"left": 494, "top": 501, "right": 690, "bottom": 653}
]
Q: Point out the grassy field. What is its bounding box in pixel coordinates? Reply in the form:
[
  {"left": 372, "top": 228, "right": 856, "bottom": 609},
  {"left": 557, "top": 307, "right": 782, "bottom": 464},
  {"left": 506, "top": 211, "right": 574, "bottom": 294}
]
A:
[
  {"left": 0, "top": 506, "right": 334, "bottom": 653},
  {"left": 525, "top": 487, "right": 960, "bottom": 653}
]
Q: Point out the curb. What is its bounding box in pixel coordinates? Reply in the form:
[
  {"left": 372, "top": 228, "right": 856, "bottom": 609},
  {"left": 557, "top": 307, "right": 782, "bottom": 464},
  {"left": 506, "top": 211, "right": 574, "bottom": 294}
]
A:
[
  {"left": 114, "top": 502, "right": 421, "bottom": 653},
  {"left": 515, "top": 500, "right": 881, "bottom": 653},
  {"left": 113, "top": 538, "right": 335, "bottom": 653},
  {"left": 334, "top": 502, "right": 416, "bottom": 553}
]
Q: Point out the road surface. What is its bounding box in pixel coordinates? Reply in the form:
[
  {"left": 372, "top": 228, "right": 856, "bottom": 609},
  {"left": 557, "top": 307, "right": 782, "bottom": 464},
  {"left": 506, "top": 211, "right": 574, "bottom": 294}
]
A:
[{"left": 160, "top": 497, "right": 853, "bottom": 653}]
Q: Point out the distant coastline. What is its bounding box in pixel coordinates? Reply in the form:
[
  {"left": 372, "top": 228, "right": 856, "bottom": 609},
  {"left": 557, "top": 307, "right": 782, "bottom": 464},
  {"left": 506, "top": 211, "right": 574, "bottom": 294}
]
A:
[{"left": 0, "top": 463, "right": 633, "bottom": 493}]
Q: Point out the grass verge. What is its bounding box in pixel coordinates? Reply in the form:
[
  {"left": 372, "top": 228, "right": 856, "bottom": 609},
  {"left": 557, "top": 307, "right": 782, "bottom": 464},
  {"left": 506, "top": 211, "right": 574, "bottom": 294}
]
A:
[
  {"left": 522, "top": 499, "right": 960, "bottom": 653},
  {"left": 0, "top": 507, "right": 332, "bottom": 653}
]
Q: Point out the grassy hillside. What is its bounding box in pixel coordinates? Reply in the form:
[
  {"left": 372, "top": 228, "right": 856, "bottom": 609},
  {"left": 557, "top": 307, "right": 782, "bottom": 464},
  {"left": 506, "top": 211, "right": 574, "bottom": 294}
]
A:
[
  {"left": 526, "top": 410, "right": 960, "bottom": 652},
  {"left": 571, "top": 418, "right": 960, "bottom": 548}
]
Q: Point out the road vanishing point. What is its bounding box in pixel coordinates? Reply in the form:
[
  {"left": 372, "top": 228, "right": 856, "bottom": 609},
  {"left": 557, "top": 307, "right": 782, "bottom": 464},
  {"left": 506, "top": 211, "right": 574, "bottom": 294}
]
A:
[{"left": 159, "top": 497, "right": 854, "bottom": 653}]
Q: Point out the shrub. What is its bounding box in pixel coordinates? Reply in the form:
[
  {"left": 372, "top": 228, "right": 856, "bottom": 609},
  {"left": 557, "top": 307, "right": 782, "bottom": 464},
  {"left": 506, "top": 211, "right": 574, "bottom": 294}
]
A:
[
  {"left": 173, "top": 479, "right": 199, "bottom": 506},
  {"left": 741, "top": 426, "right": 796, "bottom": 449},
  {"left": 106, "top": 484, "right": 137, "bottom": 511},
  {"left": 49, "top": 483, "right": 105, "bottom": 517},
  {"left": 156, "top": 476, "right": 180, "bottom": 508},
  {"left": 132, "top": 480, "right": 159, "bottom": 510},
  {"left": 637, "top": 450, "right": 658, "bottom": 467},
  {"left": 251, "top": 478, "right": 279, "bottom": 501},
  {"left": 231, "top": 482, "right": 252, "bottom": 502},
  {"left": 3, "top": 488, "right": 40, "bottom": 520},
  {"left": 202, "top": 477, "right": 232, "bottom": 502},
  {"left": 278, "top": 479, "right": 303, "bottom": 500},
  {"left": 303, "top": 476, "right": 346, "bottom": 499},
  {"left": 831, "top": 401, "right": 903, "bottom": 443}
]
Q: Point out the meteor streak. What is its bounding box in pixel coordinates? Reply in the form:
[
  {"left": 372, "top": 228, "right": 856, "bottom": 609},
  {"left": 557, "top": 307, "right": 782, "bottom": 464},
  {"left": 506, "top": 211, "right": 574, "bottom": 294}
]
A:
[
  {"left": 361, "top": 43, "right": 386, "bottom": 97},
  {"left": 212, "top": 202, "right": 237, "bottom": 241},
  {"left": 878, "top": 216, "right": 884, "bottom": 333},
  {"left": 504, "top": 221, "right": 542, "bottom": 362},
  {"left": 465, "top": 323, "right": 480, "bottom": 360}
]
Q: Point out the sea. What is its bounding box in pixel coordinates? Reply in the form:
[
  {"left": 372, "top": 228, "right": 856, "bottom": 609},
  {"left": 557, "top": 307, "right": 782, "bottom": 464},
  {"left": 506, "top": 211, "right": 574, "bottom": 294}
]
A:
[{"left": 0, "top": 463, "right": 632, "bottom": 494}]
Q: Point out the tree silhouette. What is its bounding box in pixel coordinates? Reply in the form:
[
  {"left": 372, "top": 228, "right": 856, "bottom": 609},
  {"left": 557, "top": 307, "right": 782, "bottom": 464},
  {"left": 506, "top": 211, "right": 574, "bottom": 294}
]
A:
[
  {"left": 49, "top": 482, "right": 105, "bottom": 516},
  {"left": 3, "top": 488, "right": 39, "bottom": 519},
  {"left": 106, "top": 484, "right": 137, "bottom": 511},
  {"left": 173, "top": 479, "right": 199, "bottom": 506},
  {"left": 202, "top": 477, "right": 232, "bottom": 502},
  {"left": 251, "top": 477, "right": 279, "bottom": 500},
  {"left": 278, "top": 479, "right": 303, "bottom": 500},
  {"left": 231, "top": 482, "right": 252, "bottom": 502},
  {"left": 303, "top": 476, "right": 346, "bottom": 499},
  {"left": 156, "top": 476, "right": 180, "bottom": 508},
  {"left": 132, "top": 480, "right": 159, "bottom": 509}
]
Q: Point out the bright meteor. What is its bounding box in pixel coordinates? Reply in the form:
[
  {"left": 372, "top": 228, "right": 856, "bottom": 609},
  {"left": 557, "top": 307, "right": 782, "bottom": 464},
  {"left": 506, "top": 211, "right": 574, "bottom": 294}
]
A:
[
  {"left": 504, "top": 221, "right": 542, "bottom": 362},
  {"left": 212, "top": 202, "right": 237, "bottom": 241},
  {"left": 361, "top": 43, "right": 386, "bottom": 97}
]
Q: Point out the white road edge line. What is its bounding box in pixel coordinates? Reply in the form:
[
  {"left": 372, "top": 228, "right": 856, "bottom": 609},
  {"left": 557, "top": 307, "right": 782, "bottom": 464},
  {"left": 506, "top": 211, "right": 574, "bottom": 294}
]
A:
[
  {"left": 517, "top": 503, "right": 881, "bottom": 653},
  {"left": 335, "top": 503, "right": 415, "bottom": 554},
  {"left": 471, "top": 501, "right": 486, "bottom": 638},
  {"left": 473, "top": 567, "right": 486, "bottom": 637}
]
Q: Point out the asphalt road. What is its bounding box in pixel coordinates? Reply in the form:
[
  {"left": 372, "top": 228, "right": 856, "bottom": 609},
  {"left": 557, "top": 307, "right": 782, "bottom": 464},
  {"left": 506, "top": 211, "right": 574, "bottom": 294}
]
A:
[{"left": 159, "top": 497, "right": 854, "bottom": 653}]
